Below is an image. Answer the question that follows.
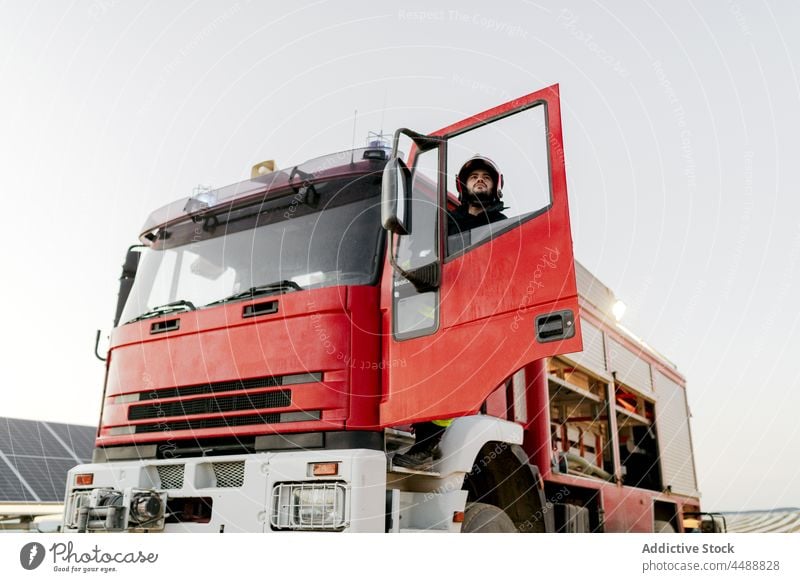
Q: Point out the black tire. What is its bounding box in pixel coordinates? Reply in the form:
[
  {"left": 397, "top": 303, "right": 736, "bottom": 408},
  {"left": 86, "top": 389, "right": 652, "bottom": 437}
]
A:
[{"left": 461, "top": 502, "right": 518, "bottom": 533}]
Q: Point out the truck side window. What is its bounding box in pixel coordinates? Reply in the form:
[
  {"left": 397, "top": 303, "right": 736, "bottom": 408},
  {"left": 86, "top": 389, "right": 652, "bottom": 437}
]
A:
[{"left": 393, "top": 147, "right": 440, "bottom": 339}]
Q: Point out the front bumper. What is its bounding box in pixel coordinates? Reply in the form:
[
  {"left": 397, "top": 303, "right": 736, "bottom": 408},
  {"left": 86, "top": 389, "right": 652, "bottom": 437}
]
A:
[{"left": 63, "top": 449, "right": 386, "bottom": 532}]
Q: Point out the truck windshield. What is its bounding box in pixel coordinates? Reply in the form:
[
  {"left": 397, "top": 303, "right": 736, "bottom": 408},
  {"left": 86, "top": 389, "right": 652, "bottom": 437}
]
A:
[{"left": 120, "top": 173, "right": 383, "bottom": 325}]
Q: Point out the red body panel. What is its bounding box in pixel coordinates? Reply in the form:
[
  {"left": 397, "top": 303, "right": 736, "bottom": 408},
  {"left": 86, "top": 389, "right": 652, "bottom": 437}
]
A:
[
  {"left": 98, "top": 286, "right": 379, "bottom": 447},
  {"left": 522, "top": 360, "right": 552, "bottom": 475},
  {"left": 545, "top": 473, "right": 699, "bottom": 533},
  {"left": 344, "top": 286, "right": 382, "bottom": 429},
  {"left": 600, "top": 484, "right": 654, "bottom": 533}
]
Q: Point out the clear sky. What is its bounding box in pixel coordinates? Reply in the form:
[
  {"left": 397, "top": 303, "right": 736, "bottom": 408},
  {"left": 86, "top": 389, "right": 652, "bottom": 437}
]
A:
[{"left": 1, "top": 0, "right": 798, "bottom": 512}]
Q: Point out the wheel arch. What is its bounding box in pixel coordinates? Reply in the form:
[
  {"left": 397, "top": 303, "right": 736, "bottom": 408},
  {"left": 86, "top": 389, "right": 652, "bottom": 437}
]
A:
[{"left": 437, "top": 416, "right": 552, "bottom": 532}]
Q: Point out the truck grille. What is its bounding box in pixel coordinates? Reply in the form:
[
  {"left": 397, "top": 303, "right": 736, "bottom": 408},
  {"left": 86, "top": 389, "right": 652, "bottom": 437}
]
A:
[
  {"left": 113, "top": 373, "right": 324, "bottom": 436},
  {"left": 133, "top": 410, "right": 321, "bottom": 434},
  {"left": 128, "top": 390, "right": 292, "bottom": 420},
  {"left": 213, "top": 462, "right": 245, "bottom": 488},
  {"left": 131, "top": 372, "right": 320, "bottom": 402},
  {"left": 157, "top": 464, "right": 185, "bottom": 489}
]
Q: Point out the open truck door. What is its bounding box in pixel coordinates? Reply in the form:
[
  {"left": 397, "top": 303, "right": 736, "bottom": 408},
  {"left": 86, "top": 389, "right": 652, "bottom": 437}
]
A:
[{"left": 380, "top": 84, "right": 582, "bottom": 425}]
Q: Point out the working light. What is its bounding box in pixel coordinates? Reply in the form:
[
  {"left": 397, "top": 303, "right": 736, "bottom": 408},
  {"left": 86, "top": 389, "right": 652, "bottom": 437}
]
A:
[
  {"left": 612, "top": 299, "right": 627, "bottom": 322},
  {"left": 271, "top": 482, "right": 347, "bottom": 530},
  {"left": 183, "top": 185, "right": 217, "bottom": 214}
]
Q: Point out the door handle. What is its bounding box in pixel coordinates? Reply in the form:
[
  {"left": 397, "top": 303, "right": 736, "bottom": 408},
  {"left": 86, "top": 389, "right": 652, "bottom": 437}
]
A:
[{"left": 535, "top": 310, "right": 576, "bottom": 343}]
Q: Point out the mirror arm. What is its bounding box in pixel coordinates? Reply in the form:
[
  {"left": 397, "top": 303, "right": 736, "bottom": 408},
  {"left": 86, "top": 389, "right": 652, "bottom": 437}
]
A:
[
  {"left": 391, "top": 128, "right": 442, "bottom": 156},
  {"left": 94, "top": 329, "right": 107, "bottom": 362},
  {"left": 387, "top": 231, "right": 414, "bottom": 281}
]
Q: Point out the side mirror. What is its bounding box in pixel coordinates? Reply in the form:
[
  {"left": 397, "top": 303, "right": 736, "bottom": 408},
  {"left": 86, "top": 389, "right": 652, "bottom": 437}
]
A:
[
  {"left": 381, "top": 157, "right": 410, "bottom": 235},
  {"left": 113, "top": 246, "right": 143, "bottom": 327}
]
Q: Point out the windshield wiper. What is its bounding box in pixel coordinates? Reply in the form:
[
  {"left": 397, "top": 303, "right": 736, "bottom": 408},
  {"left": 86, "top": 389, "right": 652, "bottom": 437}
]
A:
[
  {"left": 126, "top": 300, "right": 196, "bottom": 324},
  {"left": 205, "top": 280, "right": 302, "bottom": 306}
]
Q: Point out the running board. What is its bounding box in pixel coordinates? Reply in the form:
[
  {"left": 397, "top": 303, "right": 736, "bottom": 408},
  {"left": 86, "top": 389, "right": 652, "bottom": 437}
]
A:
[{"left": 388, "top": 465, "right": 441, "bottom": 477}]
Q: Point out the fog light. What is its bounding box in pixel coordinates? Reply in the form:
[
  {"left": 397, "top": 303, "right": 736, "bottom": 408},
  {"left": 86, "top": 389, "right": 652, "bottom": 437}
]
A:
[{"left": 294, "top": 488, "right": 338, "bottom": 526}]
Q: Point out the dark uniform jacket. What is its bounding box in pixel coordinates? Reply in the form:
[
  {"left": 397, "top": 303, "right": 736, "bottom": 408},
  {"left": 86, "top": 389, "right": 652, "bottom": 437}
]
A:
[{"left": 447, "top": 200, "right": 508, "bottom": 236}]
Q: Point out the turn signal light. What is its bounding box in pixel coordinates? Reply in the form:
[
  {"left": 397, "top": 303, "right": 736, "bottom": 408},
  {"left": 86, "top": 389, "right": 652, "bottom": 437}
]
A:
[
  {"left": 251, "top": 159, "right": 277, "bottom": 179},
  {"left": 453, "top": 511, "right": 465, "bottom": 523},
  {"left": 75, "top": 474, "right": 94, "bottom": 486},
  {"left": 310, "top": 462, "right": 339, "bottom": 477}
]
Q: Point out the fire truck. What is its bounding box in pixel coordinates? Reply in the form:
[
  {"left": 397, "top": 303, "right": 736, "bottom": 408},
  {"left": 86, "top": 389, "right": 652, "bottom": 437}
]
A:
[{"left": 63, "top": 85, "right": 703, "bottom": 533}]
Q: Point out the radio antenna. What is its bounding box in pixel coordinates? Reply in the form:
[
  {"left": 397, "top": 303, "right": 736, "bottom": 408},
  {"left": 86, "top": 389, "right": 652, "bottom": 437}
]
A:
[
  {"left": 350, "top": 109, "right": 358, "bottom": 164},
  {"left": 380, "top": 89, "right": 388, "bottom": 138}
]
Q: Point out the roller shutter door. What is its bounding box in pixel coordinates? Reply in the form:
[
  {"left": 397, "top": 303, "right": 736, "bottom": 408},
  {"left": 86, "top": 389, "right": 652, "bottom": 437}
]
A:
[
  {"left": 654, "top": 371, "right": 698, "bottom": 496},
  {"left": 564, "top": 318, "right": 606, "bottom": 377},
  {"left": 608, "top": 337, "right": 652, "bottom": 394}
]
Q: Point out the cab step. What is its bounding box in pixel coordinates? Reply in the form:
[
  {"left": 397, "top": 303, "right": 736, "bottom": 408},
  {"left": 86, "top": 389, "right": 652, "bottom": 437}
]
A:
[{"left": 388, "top": 464, "right": 441, "bottom": 477}]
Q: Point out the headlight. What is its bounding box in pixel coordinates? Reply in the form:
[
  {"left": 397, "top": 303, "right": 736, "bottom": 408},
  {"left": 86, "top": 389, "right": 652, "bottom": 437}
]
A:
[{"left": 271, "top": 482, "right": 348, "bottom": 531}]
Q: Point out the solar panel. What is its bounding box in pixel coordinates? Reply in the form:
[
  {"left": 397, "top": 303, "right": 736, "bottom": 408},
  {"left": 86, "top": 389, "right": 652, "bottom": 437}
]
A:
[
  {"left": 0, "top": 463, "right": 31, "bottom": 502},
  {"left": 0, "top": 417, "right": 95, "bottom": 502},
  {"left": 0, "top": 418, "right": 66, "bottom": 457},
  {"left": 12, "top": 456, "right": 78, "bottom": 502},
  {"left": 47, "top": 422, "right": 96, "bottom": 460}
]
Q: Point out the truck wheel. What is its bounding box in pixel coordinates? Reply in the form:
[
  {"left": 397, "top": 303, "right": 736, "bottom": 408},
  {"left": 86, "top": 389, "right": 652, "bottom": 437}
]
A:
[
  {"left": 461, "top": 502, "right": 518, "bottom": 533},
  {"left": 654, "top": 519, "right": 676, "bottom": 533}
]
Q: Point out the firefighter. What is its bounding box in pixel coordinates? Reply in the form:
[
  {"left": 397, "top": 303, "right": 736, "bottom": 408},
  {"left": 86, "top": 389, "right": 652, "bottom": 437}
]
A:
[
  {"left": 392, "top": 155, "right": 507, "bottom": 471},
  {"left": 447, "top": 153, "right": 507, "bottom": 234}
]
